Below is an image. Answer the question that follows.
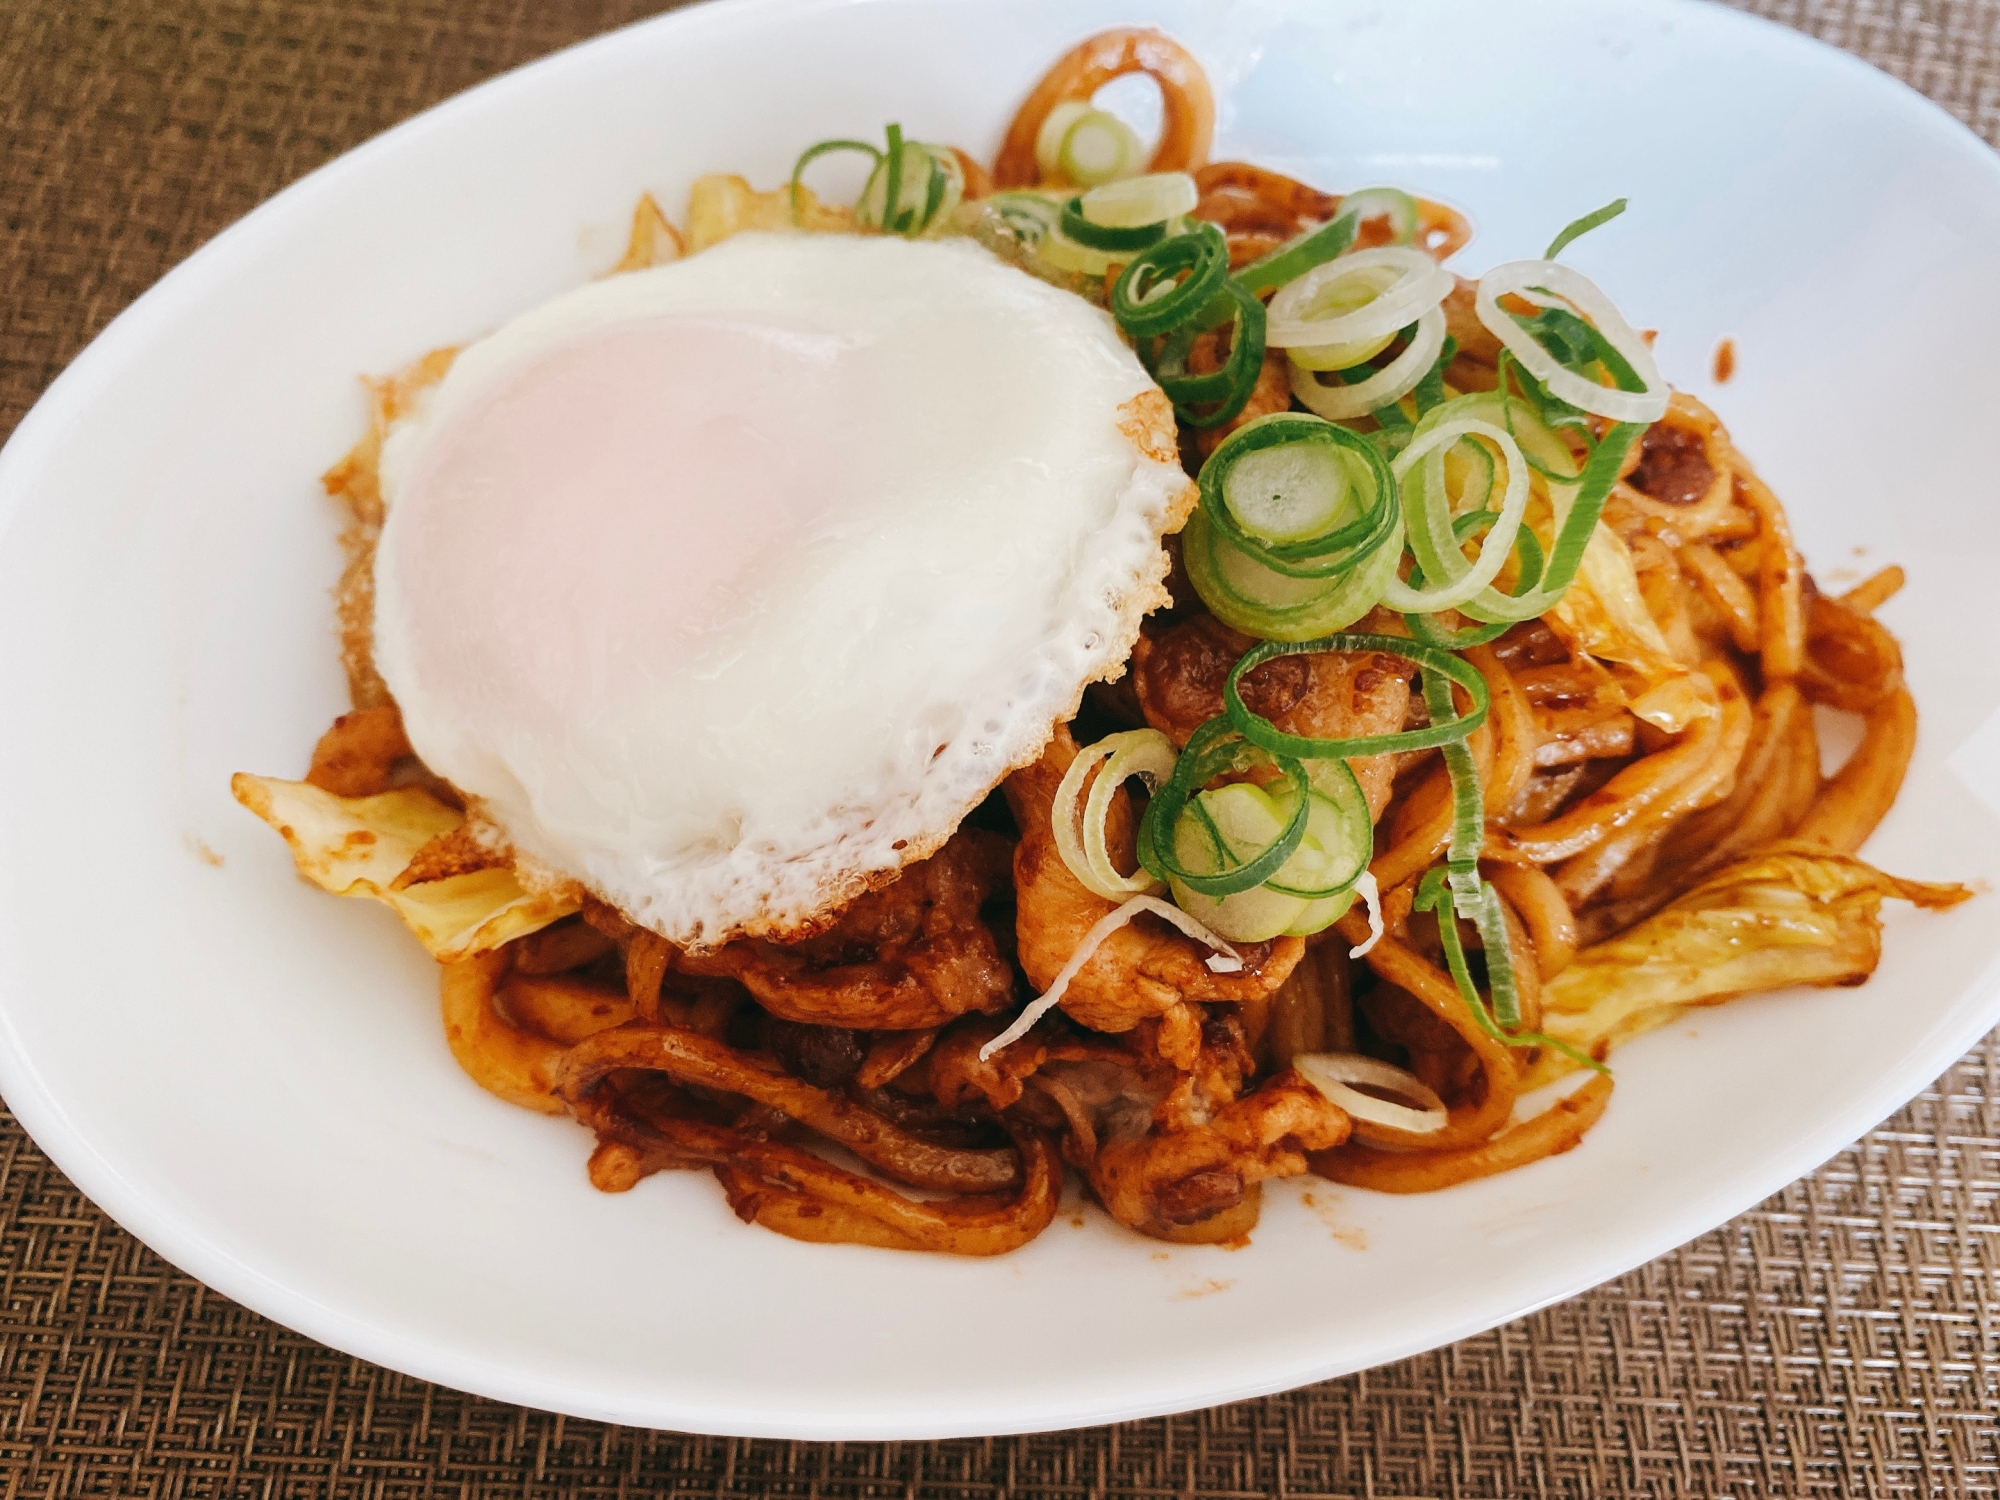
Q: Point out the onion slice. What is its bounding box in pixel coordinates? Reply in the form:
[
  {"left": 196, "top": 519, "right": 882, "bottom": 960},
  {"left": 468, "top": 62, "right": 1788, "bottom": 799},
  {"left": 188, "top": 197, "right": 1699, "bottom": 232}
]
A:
[
  {"left": 1293, "top": 1052, "right": 1448, "bottom": 1135},
  {"left": 1474, "top": 260, "right": 1669, "bottom": 425},
  {"left": 1265, "top": 247, "right": 1452, "bottom": 351},
  {"left": 1052, "top": 729, "right": 1178, "bottom": 900},
  {"left": 979, "top": 896, "right": 1241, "bottom": 1060},
  {"left": 1379, "top": 416, "right": 1531, "bottom": 615},
  {"left": 1289, "top": 304, "right": 1447, "bottom": 422}
]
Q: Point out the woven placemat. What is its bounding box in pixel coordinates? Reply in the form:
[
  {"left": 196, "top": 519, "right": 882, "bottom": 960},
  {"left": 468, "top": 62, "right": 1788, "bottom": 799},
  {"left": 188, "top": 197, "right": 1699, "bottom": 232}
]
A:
[{"left": 4, "top": 0, "right": 1998, "bottom": 1493}]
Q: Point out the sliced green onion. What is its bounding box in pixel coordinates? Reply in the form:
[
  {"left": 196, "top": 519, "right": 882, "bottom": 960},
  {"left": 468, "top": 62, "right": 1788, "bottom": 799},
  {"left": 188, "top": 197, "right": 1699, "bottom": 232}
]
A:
[
  {"left": 1413, "top": 868, "right": 1606, "bottom": 1072},
  {"left": 1282, "top": 262, "right": 1406, "bottom": 371},
  {"left": 1052, "top": 729, "right": 1178, "bottom": 901},
  {"left": 1182, "top": 509, "right": 1401, "bottom": 642},
  {"left": 789, "top": 136, "right": 881, "bottom": 226},
  {"left": 1262, "top": 763, "right": 1372, "bottom": 899},
  {"left": 1544, "top": 197, "right": 1627, "bottom": 260},
  {"left": 1197, "top": 414, "right": 1400, "bottom": 577},
  {"left": 1423, "top": 669, "right": 1485, "bottom": 897},
  {"left": 1290, "top": 307, "right": 1447, "bottom": 420},
  {"left": 1057, "top": 108, "right": 1144, "bottom": 186},
  {"left": 1511, "top": 304, "right": 1646, "bottom": 396},
  {"left": 1134, "top": 721, "right": 1313, "bottom": 899},
  {"left": 1169, "top": 782, "right": 1316, "bottom": 940},
  {"left": 984, "top": 190, "right": 1064, "bottom": 246},
  {"left": 1232, "top": 212, "right": 1359, "bottom": 299},
  {"left": 856, "top": 124, "right": 961, "bottom": 237},
  {"left": 1337, "top": 186, "right": 1420, "bottom": 245},
  {"left": 1266, "top": 247, "right": 1453, "bottom": 353},
  {"left": 1475, "top": 260, "right": 1667, "bottom": 424},
  {"left": 1147, "top": 277, "right": 1267, "bottom": 428},
  {"left": 1222, "top": 633, "right": 1489, "bottom": 761},
  {"left": 1033, "top": 101, "right": 1094, "bottom": 179},
  {"left": 1401, "top": 512, "right": 1544, "bottom": 650},
  {"left": 1037, "top": 224, "right": 1123, "bottom": 276},
  {"left": 1058, "top": 196, "right": 1171, "bottom": 252},
  {"left": 1404, "top": 390, "right": 1642, "bottom": 625},
  {"left": 1381, "top": 415, "right": 1530, "bottom": 615},
  {"left": 1111, "top": 221, "right": 1230, "bottom": 337},
  {"left": 1411, "top": 333, "right": 1457, "bottom": 416},
  {"left": 1079, "top": 171, "right": 1198, "bottom": 228}
]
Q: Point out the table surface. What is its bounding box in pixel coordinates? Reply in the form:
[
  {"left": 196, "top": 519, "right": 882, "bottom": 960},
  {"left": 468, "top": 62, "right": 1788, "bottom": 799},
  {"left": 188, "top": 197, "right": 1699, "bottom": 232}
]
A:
[{"left": 4, "top": 0, "right": 1999, "bottom": 1494}]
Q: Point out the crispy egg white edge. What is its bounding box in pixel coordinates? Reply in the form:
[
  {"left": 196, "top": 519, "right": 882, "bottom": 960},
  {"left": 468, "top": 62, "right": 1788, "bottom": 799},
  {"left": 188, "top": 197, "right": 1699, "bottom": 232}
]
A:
[{"left": 372, "top": 233, "right": 1194, "bottom": 952}]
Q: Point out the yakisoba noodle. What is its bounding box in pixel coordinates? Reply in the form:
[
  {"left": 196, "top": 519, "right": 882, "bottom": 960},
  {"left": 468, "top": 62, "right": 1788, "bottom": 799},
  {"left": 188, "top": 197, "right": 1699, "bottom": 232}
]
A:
[{"left": 235, "top": 32, "right": 1970, "bottom": 1254}]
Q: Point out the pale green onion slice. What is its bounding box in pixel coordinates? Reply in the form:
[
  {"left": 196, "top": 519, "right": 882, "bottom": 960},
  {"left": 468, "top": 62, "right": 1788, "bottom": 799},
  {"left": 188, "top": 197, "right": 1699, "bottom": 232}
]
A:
[
  {"left": 1475, "top": 260, "right": 1668, "bottom": 424},
  {"left": 1033, "top": 101, "right": 1093, "bottom": 178},
  {"left": 1222, "top": 434, "right": 1354, "bottom": 544},
  {"left": 1183, "top": 509, "right": 1401, "bottom": 643},
  {"left": 1079, "top": 171, "right": 1199, "bottom": 228},
  {"left": 1266, "top": 247, "right": 1453, "bottom": 351},
  {"left": 1282, "top": 263, "right": 1403, "bottom": 371},
  {"left": 1380, "top": 416, "right": 1532, "bottom": 614},
  {"left": 856, "top": 129, "right": 962, "bottom": 237},
  {"left": 1058, "top": 108, "right": 1145, "bottom": 185},
  {"left": 1169, "top": 783, "right": 1312, "bottom": 941},
  {"left": 977, "top": 895, "right": 1240, "bottom": 1060},
  {"left": 1336, "top": 186, "right": 1421, "bottom": 245},
  {"left": 1290, "top": 305, "right": 1448, "bottom": 421},
  {"left": 1294, "top": 1052, "right": 1447, "bottom": 1134},
  {"left": 1036, "top": 224, "right": 1122, "bottom": 276},
  {"left": 1170, "top": 875, "right": 1310, "bottom": 943},
  {"left": 984, "top": 189, "right": 1064, "bottom": 246},
  {"left": 1052, "top": 729, "right": 1178, "bottom": 900}
]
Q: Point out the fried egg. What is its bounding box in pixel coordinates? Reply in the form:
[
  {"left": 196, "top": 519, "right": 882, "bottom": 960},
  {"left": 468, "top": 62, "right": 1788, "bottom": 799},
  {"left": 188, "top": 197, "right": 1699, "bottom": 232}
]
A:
[{"left": 372, "top": 231, "right": 1189, "bottom": 950}]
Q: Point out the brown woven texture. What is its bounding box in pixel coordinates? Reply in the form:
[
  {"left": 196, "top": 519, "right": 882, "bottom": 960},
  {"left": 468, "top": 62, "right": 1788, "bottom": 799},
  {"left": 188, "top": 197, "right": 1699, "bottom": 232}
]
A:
[{"left": 4, "top": 0, "right": 1999, "bottom": 1493}]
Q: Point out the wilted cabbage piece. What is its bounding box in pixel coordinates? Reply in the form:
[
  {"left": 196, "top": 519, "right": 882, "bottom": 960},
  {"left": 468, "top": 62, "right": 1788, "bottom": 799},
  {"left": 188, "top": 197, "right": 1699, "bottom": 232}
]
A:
[
  {"left": 684, "top": 174, "right": 852, "bottom": 253},
  {"left": 1547, "top": 523, "right": 1709, "bottom": 733},
  {"left": 1523, "top": 845, "right": 1971, "bottom": 1089},
  {"left": 230, "top": 774, "right": 576, "bottom": 961}
]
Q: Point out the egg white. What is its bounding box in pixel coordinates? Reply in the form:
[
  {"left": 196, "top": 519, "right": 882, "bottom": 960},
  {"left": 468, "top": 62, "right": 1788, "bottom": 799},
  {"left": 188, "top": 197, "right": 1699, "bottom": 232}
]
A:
[{"left": 372, "top": 232, "right": 1189, "bottom": 950}]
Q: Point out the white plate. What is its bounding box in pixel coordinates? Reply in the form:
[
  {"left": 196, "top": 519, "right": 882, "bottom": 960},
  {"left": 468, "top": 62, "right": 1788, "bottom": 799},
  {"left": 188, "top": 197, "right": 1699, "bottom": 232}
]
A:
[{"left": 3, "top": 0, "right": 1999, "bottom": 1442}]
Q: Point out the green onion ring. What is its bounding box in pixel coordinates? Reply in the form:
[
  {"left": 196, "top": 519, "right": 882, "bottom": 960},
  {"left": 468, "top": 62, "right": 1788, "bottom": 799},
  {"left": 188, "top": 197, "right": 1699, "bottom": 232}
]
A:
[
  {"left": 1135, "top": 721, "right": 1314, "bottom": 898},
  {"left": 1402, "top": 513, "right": 1545, "bottom": 650},
  {"left": 1458, "top": 416, "right": 1643, "bottom": 623},
  {"left": 1423, "top": 669, "right": 1485, "bottom": 896},
  {"left": 1197, "top": 414, "right": 1400, "bottom": 578},
  {"left": 1111, "top": 222, "right": 1230, "bottom": 338},
  {"left": 1149, "top": 278, "right": 1268, "bottom": 428},
  {"left": 1057, "top": 195, "right": 1171, "bottom": 253},
  {"left": 1414, "top": 868, "right": 1605, "bottom": 1070},
  {"left": 1231, "top": 211, "right": 1359, "bottom": 300},
  {"left": 1222, "top": 633, "right": 1490, "bottom": 761},
  {"left": 789, "top": 137, "right": 882, "bottom": 226}
]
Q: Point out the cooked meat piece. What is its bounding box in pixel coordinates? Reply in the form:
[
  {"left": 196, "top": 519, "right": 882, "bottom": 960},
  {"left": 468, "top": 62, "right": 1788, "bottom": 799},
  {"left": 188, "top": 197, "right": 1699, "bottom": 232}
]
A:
[
  {"left": 1087, "top": 1071, "right": 1349, "bottom": 1242},
  {"left": 1132, "top": 610, "right": 1413, "bottom": 817},
  {"left": 1002, "top": 726, "right": 1303, "bottom": 1033},
  {"left": 676, "top": 828, "right": 1017, "bottom": 1029}
]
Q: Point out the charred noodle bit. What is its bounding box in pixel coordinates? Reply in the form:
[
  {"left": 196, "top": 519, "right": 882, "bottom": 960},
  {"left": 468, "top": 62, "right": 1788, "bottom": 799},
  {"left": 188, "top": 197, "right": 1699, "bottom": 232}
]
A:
[
  {"left": 227, "top": 29, "right": 1975, "bottom": 1254},
  {"left": 556, "top": 1052, "right": 1060, "bottom": 1256},
  {"left": 557, "top": 1024, "right": 1021, "bottom": 1193}
]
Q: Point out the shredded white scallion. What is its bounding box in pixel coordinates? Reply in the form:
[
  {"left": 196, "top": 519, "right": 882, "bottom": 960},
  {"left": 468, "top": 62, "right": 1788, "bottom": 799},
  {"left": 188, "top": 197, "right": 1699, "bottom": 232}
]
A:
[
  {"left": 1348, "top": 871, "right": 1384, "bottom": 957},
  {"left": 1293, "top": 1051, "right": 1448, "bottom": 1135},
  {"left": 978, "top": 896, "right": 1242, "bottom": 1060}
]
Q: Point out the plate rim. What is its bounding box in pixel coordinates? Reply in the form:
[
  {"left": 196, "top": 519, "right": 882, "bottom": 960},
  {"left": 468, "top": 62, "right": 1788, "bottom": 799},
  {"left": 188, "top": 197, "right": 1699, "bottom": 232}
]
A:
[{"left": 3, "top": 0, "right": 1999, "bottom": 1440}]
